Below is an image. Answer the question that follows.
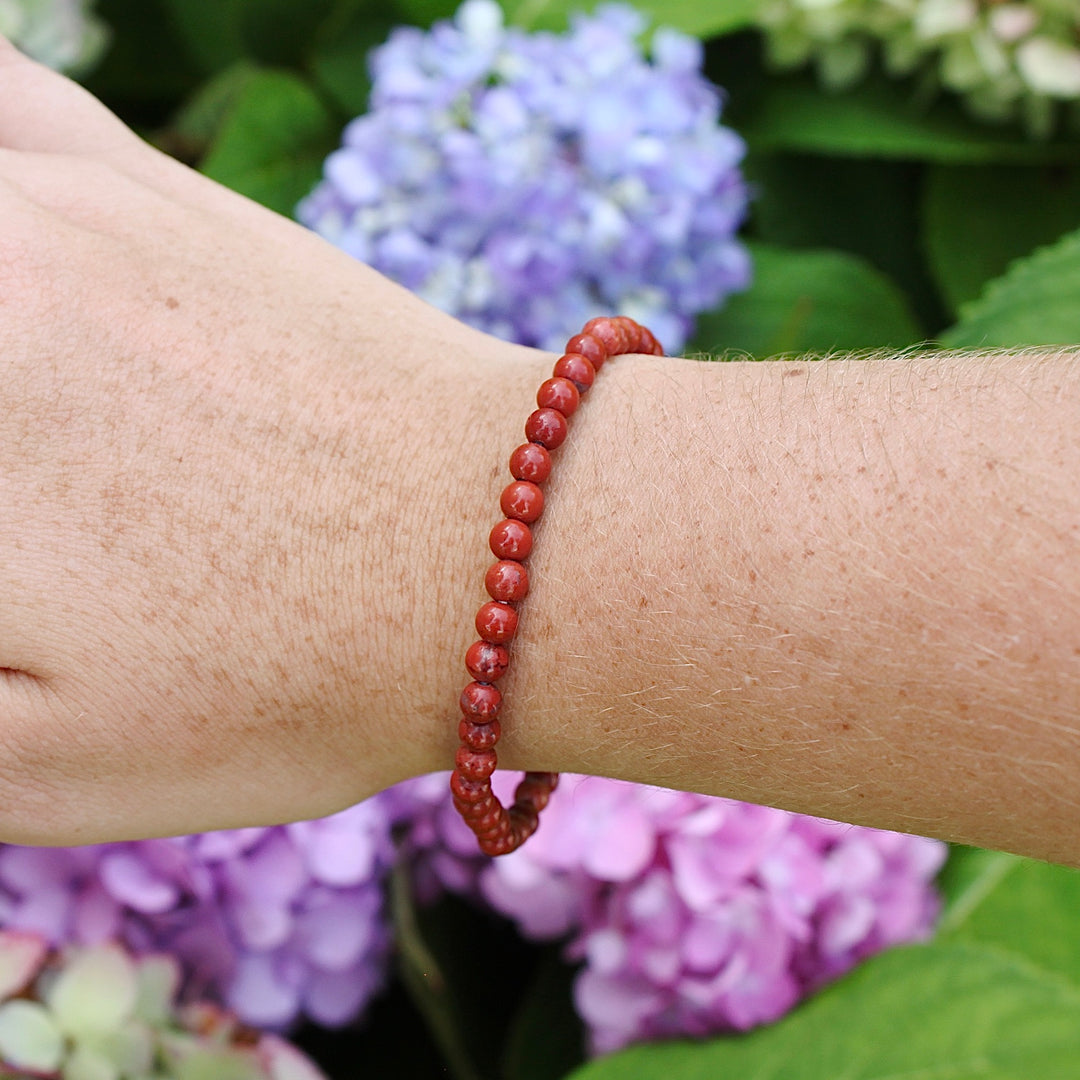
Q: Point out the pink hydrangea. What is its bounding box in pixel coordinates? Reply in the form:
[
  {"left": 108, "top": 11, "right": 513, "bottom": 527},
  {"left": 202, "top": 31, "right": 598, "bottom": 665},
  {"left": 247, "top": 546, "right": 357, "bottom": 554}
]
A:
[{"left": 396, "top": 773, "right": 947, "bottom": 1053}]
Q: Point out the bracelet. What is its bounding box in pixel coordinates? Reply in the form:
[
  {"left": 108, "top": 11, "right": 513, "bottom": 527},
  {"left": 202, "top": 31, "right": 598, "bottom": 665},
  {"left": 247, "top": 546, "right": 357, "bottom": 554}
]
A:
[{"left": 450, "top": 316, "right": 664, "bottom": 856}]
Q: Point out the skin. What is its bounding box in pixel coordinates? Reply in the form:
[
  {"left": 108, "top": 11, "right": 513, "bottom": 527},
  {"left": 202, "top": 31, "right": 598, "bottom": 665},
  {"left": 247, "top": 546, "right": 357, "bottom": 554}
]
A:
[{"left": 0, "top": 42, "right": 1077, "bottom": 862}]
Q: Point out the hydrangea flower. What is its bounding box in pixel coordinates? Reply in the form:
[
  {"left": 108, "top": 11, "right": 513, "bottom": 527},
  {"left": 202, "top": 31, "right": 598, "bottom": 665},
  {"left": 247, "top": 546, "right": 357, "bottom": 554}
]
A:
[
  {"left": 298, "top": 0, "right": 750, "bottom": 354},
  {"left": 756, "top": 0, "right": 1080, "bottom": 134},
  {"left": 0, "top": 931, "right": 326, "bottom": 1079},
  {"left": 0, "top": 0, "right": 107, "bottom": 74},
  {"left": 395, "top": 773, "right": 946, "bottom": 1054},
  {"left": 0, "top": 797, "right": 400, "bottom": 1033}
]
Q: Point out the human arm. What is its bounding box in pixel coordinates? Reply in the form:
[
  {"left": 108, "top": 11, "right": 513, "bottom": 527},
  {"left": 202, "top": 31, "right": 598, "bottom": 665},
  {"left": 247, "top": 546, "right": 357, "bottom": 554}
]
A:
[{"left": 0, "top": 42, "right": 1076, "bottom": 863}]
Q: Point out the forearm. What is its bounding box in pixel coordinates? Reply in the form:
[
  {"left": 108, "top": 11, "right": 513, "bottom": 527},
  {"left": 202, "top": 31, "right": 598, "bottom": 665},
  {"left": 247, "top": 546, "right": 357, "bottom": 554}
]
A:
[
  {"left": 4, "top": 33, "right": 1075, "bottom": 858},
  {"left": 462, "top": 351, "right": 1080, "bottom": 863}
]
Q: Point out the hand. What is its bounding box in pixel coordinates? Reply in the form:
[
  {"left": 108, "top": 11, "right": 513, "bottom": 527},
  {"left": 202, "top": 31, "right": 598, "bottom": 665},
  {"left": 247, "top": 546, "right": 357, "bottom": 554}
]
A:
[{"left": 0, "top": 41, "right": 543, "bottom": 844}]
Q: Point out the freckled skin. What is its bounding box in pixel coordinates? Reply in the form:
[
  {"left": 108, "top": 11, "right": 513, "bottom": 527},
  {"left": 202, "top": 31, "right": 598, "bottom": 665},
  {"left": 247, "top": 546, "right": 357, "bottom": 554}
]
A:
[{"left": 0, "top": 42, "right": 1077, "bottom": 864}]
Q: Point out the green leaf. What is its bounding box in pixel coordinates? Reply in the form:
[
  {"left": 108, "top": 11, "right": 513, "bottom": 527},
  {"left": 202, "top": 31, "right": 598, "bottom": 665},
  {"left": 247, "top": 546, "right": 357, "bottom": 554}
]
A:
[
  {"left": 745, "top": 153, "right": 946, "bottom": 332},
  {"left": 163, "top": 0, "right": 351, "bottom": 74},
  {"left": 934, "top": 845, "right": 1017, "bottom": 913},
  {"left": 397, "top": 0, "right": 462, "bottom": 26},
  {"left": 567, "top": 941, "right": 1080, "bottom": 1080},
  {"left": 740, "top": 75, "right": 1080, "bottom": 164},
  {"left": 942, "top": 225, "right": 1080, "bottom": 347},
  {"left": 503, "top": 951, "right": 585, "bottom": 1080},
  {"left": 238, "top": 0, "right": 340, "bottom": 67},
  {"left": 198, "top": 69, "right": 339, "bottom": 216},
  {"left": 689, "top": 243, "right": 921, "bottom": 358},
  {"left": 924, "top": 164, "right": 1080, "bottom": 315},
  {"left": 503, "top": 0, "right": 757, "bottom": 36},
  {"left": 164, "top": 61, "right": 262, "bottom": 165},
  {"left": 938, "top": 851, "right": 1080, "bottom": 987},
  {"left": 159, "top": 0, "right": 248, "bottom": 74},
  {"left": 309, "top": 1, "right": 398, "bottom": 117},
  {"left": 84, "top": 0, "right": 204, "bottom": 124}
]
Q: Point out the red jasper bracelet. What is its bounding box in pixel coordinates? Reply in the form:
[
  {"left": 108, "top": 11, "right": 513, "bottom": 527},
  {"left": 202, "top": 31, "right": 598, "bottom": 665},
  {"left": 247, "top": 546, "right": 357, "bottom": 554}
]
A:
[{"left": 450, "top": 316, "right": 663, "bottom": 855}]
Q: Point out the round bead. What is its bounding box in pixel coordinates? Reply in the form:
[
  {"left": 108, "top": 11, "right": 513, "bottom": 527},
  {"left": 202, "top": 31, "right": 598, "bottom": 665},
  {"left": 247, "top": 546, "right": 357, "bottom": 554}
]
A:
[
  {"left": 553, "top": 353, "right": 596, "bottom": 393},
  {"left": 459, "top": 717, "right": 501, "bottom": 750},
  {"left": 612, "top": 316, "right": 643, "bottom": 352},
  {"left": 479, "top": 833, "right": 515, "bottom": 857},
  {"left": 565, "top": 333, "right": 606, "bottom": 367},
  {"left": 509, "top": 805, "right": 540, "bottom": 844},
  {"left": 509, "top": 442, "right": 551, "bottom": 484},
  {"left": 485, "top": 559, "right": 529, "bottom": 603},
  {"left": 450, "top": 771, "right": 491, "bottom": 803},
  {"left": 465, "top": 640, "right": 510, "bottom": 682},
  {"left": 489, "top": 518, "right": 533, "bottom": 560},
  {"left": 525, "top": 408, "right": 568, "bottom": 450},
  {"left": 474, "top": 813, "right": 510, "bottom": 840},
  {"left": 455, "top": 792, "right": 498, "bottom": 818},
  {"left": 583, "top": 317, "right": 626, "bottom": 355},
  {"left": 476, "top": 601, "right": 518, "bottom": 644},
  {"left": 470, "top": 805, "right": 506, "bottom": 833},
  {"left": 460, "top": 681, "right": 502, "bottom": 721},
  {"left": 537, "top": 377, "right": 580, "bottom": 417},
  {"left": 640, "top": 325, "right": 663, "bottom": 355},
  {"left": 501, "top": 480, "right": 544, "bottom": 522},
  {"left": 455, "top": 747, "right": 497, "bottom": 781},
  {"left": 515, "top": 774, "right": 555, "bottom": 812}
]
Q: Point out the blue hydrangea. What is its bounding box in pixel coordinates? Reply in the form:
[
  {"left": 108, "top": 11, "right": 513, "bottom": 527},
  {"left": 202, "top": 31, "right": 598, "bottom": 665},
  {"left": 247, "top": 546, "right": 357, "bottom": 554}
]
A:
[{"left": 297, "top": 0, "right": 750, "bottom": 353}]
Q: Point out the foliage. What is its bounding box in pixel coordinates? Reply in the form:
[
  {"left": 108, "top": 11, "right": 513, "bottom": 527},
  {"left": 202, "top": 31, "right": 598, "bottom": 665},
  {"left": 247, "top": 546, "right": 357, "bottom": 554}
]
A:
[{"left": 44, "top": 0, "right": 1080, "bottom": 1077}]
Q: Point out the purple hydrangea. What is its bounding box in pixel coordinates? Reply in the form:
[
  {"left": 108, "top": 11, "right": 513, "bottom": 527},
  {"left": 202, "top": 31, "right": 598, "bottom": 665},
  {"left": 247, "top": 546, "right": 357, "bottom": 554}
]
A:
[
  {"left": 0, "top": 797, "right": 400, "bottom": 1031},
  {"left": 297, "top": 0, "right": 750, "bottom": 353},
  {"left": 395, "top": 772, "right": 946, "bottom": 1054}
]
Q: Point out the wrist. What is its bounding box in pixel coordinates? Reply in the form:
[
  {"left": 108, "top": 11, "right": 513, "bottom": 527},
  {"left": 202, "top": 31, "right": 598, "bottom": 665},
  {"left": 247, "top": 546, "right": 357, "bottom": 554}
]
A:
[{"left": 306, "top": 304, "right": 553, "bottom": 804}]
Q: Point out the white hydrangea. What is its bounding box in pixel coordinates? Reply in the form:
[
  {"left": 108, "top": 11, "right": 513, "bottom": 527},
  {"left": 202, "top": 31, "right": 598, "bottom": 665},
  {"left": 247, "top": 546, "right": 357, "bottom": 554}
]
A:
[
  {"left": 0, "top": 0, "right": 107, "bottom": 74},
  {"left": 756, "top": 0, "right": 1080, "bottom": 134}
]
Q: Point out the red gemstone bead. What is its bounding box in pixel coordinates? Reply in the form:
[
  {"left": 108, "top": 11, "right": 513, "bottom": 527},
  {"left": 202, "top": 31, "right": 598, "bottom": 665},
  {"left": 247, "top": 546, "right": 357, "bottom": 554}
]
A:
[
  {"left": 500, "top": 480, "right": 544, "bottom": 522},
  {"left": 455, "top": 794, "right": 498, "bottom": 821},
  {"left": 613, "top": 316, "right": 645, "bottom": 352},
  {"left": 465, "top": 640, "right": 510, "bottom": 682},
  {"left": 456, "top": 786, "right": 497, "bottom": 809},
  {"left": 515, "top": 773, "right": 555, "bottom": 812},
  {"left": 485, "top": 559, "right": 529, "bottom": 602},
  {"left": 537, "top": 377, "right": 580, "bottom": 417},
  {"left": 639, "top": 326, "right": 663, "bottom": 355},
  {"left": 479, "top": 833, "right": 515, "bottom": 856},
  {"left": 584, "top": 317, "right": 626, "bottom": 355},
  {"left": 474, "top": 811, "right": 510, "bottom": 837},
  {"left": 470, "top": 805, "right": 506, "bottom": 833},
  {"left": 553, "top": 353, "right": 596, "bottom": 393},
  {"left": 509, "top": 442, "right": 551, "bottom": 484},
  {"left": 565, "top": 333, "right": 606, "bottom": 367},
  {"left": 525, "top": 408, "right": 568, "bottom": 450},
  {"left": 489, "top": 518, "right": 533, "bottom": 560},
  {"left": 455, "top": 746, "right": 497, "bottom": 781},
  {"left": 476, "top": 601, "right": 518, "bottom": 644},
  {"left": 460, "top": 681, "right": 502, "bottom": 720},
  {"left": 450, "top": 771, "right": 491, "bottom": 803},
  {"left": 459, "top": 717, "right": 501, "bottom": 750},
  {"left": 509, "top": 805, "right": 540, "bottom": 844}
]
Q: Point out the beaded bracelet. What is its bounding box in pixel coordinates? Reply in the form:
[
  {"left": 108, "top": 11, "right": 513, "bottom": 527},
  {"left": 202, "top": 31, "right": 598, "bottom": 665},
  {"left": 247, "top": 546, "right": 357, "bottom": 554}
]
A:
[{"left": 450, "top": 316, "right": 663, "bottom": 856}]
